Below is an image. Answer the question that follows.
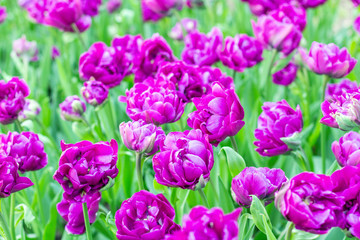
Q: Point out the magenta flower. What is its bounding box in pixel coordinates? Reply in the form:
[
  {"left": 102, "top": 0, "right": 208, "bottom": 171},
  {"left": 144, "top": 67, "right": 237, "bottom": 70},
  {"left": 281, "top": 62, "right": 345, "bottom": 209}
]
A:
[
  {"left": 107, "top": 0, "right": 122, "bottom": 13},
  {"left": 252, "top": 15, "right": 302, "bottom": 56},
  {"left": 188, "top": 83, "right": 245, "bottom": 146},
  {"left": 12, "top": 35, "right": 38, "bottom": 62},
  {"left": 119, "top": 120, "right": 165, "bottom": 155},
  {"left": 272, "top": 62, "right": 298, "bottom": 86},
  {"left": 81, "top": 80, "right": 109, "bottom": 107},
  {"left": 153, "top": 129, "right": 214, "bottom": 190},
  {"left": 143, "top": 0, "right": 183, "bottom": 15},
  {"left": 186, "top": 0, "right": 204, "bottom": 8},
  {"left": 353, "top": 0, "right": 360, "bottom": 6},
  {"left": 0, "top": 155, "right": 33, "bottom": 198},
  {"left": 53, "top": 140, "right": 118, "bottom": 201},
  {"left": 231, "top": 167, "right": 287, "bottom": 207},
  {"left": 112, "top": 35, "right": 143, "bottom": 72},
  {"left": 325, "top": 79, "right": 358, "bottom": 100},
  {"left": 269, "top": 3, "right": 306, "bottom": 31},
  {"left": 81, "top": 0, "right": 101, "bottom": 17},
  {"left": 198, "top": 67, "right": 234, "bottom": 91},
  {"left": 51, "top": 46, "right": 60, "bottom": 60},
  {"left": 0, "top": 7, "right": 7, "bottom": 24},
  {"left": 354, "top": 16, "right": 360, "bottom": 35},
  {"left": 18, "top": 99, "right": 41, "bottom": 122},
  {"left": 169, "top": 18, "right": 197, "bottom": 41},
  {"left": 332, "top": 132, "right": 360, "bottom": 167},
  {"left": 0, "top": 132, "right": 47, "bottom": 173},
  {"left": 115, "top": 190, "right": 180, "bottom": 239},
  {"left": 240, "top": 0, "right": 287, "bottom": 16},
  {"left": 141, "top": 0, "right": 165, "bottom": 22},
  {"left": 57, "top": 192, "right": 101, "bottom": 235},
  {"left": 182, "top": 27, "right": 223, "bottom": 66},
  {"left": 321, "top": 89, "right": 360, "bottom": 131},
  {"left": 275, "top": 172, "right": 344, "bottom": 234},
  {"left": 297, "top": 0, "right": 327, "bottom": 8},
  {"left": 0, "top": 77, "right": 30, "bottom": 125},
  {"left": 219, "top": 34, "right": 263, "bottom": 72},
  {"left": 133, "top": 34, "right": 175, "bottom": 82},
  {"left": 254, "top": 100, "right": 303, "bottom": 157},
  {"left": 120, "top": 81, "right": 186, "bottom": 125},
  {"left": 300, "top": 42, "right": 357, "bottom": 78},
  {"left": 59, "top": 96, "right": 86, "bottom": 122},
  {"left": 166, "top": 207, "right": 241, "bottom": 240}
]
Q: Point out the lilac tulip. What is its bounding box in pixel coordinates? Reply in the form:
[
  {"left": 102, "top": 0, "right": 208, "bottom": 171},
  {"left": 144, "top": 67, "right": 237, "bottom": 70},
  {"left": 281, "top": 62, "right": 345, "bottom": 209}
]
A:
[
  {"left": 59, "top": 96, "right": 86, "bottom": 122},
  {"left": 12, "top": 35, "right": 38, "bottom": 62},
  {"left": 332, "top": 132, "right": 360, "bottom": 167},
  {"left": 81, "top": 80, "right": 109, "bottom": 106},
  {"left": 269, "top": 3, "right": 307, "bottom": 31}
]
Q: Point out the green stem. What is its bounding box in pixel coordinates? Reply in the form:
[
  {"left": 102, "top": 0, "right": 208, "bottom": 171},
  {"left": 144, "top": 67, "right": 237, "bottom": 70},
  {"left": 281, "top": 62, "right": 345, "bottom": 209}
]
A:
[
  {"left": 136, "top": 153, "right": 144, "bottom": 190},
  {"left": 35, "top": 118, "right": 60, "bottom": 156},
  {"left": 321, "top": 75, "right": 331, "bottom": 174},
  {"left": 9, "top": 194, "right": 15, "bottom": 240},
  {"left": 299, "top": 146, "right": 312, "bottom": 171},
  {"left": 264, "top": 50, "right": 278, "bottom": 101},
  {"left": 14, "top": 120, "right": 23, "bottom": 132},
  {"left": 0, "top": 200, "right": 11, "bottom": 240},
  {"left": 197, "top": 188, "right": 209, "bottom": 208},
  {"left": 232, "top": 70, "right": 237, "bottom": 81},
  {"left": 285, "top": 223, "right": 294, "bottom": 240},
  {"left": 82, "top": 202, "right": 93, "bottom": 240},
  {"left": 71, "top": 24, "right": 86, "bottom": 49},
  {"left": 94, "top": 111, "right": 106, "bottom": 141},
  {"left": 230, "top": 136, "right": 239, "bottom": 153},
  {"left": 32, "top": 172, "right": 45, "bottom": 226}
]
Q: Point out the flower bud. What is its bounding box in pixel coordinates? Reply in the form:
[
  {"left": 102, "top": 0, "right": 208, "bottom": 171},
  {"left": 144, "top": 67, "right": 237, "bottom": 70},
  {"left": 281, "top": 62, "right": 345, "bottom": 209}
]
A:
[
  {"left": 12, "top": 35, "right": 38, "bottom": 62},
  {"left": 81, "top": 80, "right": 109, "bottom": 107},
  {"left": 59, "top": 96, "right": 86, "bottom": 122},
  {"left": 18, "top": 99, "right": 41, "bottom": 122}
]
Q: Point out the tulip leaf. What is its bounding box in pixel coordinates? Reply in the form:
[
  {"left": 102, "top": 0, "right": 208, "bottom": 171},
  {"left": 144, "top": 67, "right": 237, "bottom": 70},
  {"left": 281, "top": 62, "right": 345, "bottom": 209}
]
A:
[
  {"left": 249, "top": 195, "right": 272, "bottom": 234},
  {"left": 262, "top": 215, "right": 276, "bottom": 240},
  {"left": 72, "top": 122, "right": 95, "bottom": 142},
  {"left": 238, "top": 213, "right": 255, "bottom": 240},
  {"left": 43, "top": 190, "right": 62, "bottom": 240},
  {"left": 153, "top": 179, "right": 168, "bottom": 194},
  {"left": 326, "top": 161, "right": 340, "bottom": 175},
  {"left": 271, "top": 52, "right": 295, "bottom": 74},
  {"left": 218, "top": 177, "right": 235, "bottom": 213},
  {"left": 219, "top": 147, "right": 246, "bottom": 178},
  {"left": 15, "top": 204, "right": 35, "bottom": 228}
]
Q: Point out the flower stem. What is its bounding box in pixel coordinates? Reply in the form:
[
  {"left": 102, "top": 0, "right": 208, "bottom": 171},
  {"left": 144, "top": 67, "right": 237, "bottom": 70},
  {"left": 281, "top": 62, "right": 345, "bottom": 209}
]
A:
[
  {"left": 71, "top": 24, "right": 86, "bottom": 49},
  {"left": 32, "top": 172, "right": 45, "bottom": 226},
  {"left": 9, "top": 194, "right": 15, "bottom": 240},
  {"left": 264, "top": 50, "right": 278, "bottom": 101},
  {"left": 14, "top": 119, "right": 24, "bottom": 132},
  {"left": 321, "top": 75, "right": 331, "bottom": 174},
  {"left": 198, "top": 188, "right": 209, "bottom": 208},
  {"left": 94, "top": 111, "right": 106, "bottom": 141},
  {"left": 0, "top": 200, "right": 11, "bottom": 240},
  {"left": 285, "top": 222, "right": 294, "bottom": 240},
  {"left": 82, "top": 202, "right": 93, "bottom": 240},
  {"left": 230, "top": 136, "right": 239, "bottom": 153},
  {"left": 232, "top": 70, "right": 237, "bottom": 81},
  {"left": 136, "top": 153, "right": 144, "bottom": 190}
]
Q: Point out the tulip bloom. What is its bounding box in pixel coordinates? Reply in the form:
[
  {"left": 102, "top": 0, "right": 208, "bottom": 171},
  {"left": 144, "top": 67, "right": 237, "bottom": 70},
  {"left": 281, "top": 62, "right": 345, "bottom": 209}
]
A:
[
  {"left": 169, "top": 18, "right": 197, "bottom": 41},
  {"left": 269, "top": 3, "right": 307, "bottom": 31},
  {"left": 0, "top": 7, "right": 7, "bottom": 24},
  {"left": 325, "top": 79, "right": 358, "bottom": 100},
  {"left": 272, "top": 62, "right": 298, "bottom": 86},
  {"left": 332, "top": 132, "right": 360, "bottom": 167},
  {"left": 12, "top": 35, "right": 38, "bottom": 62},
  {"left": 143, "top": 0, "right": 183, "bottom": 15},
  {"left": 59, "top": 96, "right": 86, "bottom": 122},
  {"left": 18, "top": 99, "right": 41, "bottom": 122},
  {"left": 107, "top": 0, "right": 122, "bottom": 13},
  {"left": 81, "top": 80, "right": 109, "bottom": 106}
]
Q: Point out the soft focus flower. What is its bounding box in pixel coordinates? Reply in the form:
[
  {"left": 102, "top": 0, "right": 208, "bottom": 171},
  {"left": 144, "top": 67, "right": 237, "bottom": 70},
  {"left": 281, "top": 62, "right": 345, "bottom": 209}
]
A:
[
  {"left": 166, "top": 206, "right": 241, "bottom": 240},
  {"left": 52, "top": 46, "right": 60, "bottom": 60},
  {"left": 141, "top": 0, "right": 165, "bottom": 22},
  {"left": 0, "top": 77, "right": 30, "bottom": 125},
  {"left": 198, "top": 67, "right": 234, "bottom": 91},
  {"left": 0, "top": 7, "right": 7, "bottom": 24},
  {"left": 81, "top": 0, "right": 101, "bottom": 17},
  {"left": 300, "top": 42, "right": 357, "bottom": 78},
  {"left": 332, "top": 131, "right": 360, "bottom": 167},
  {"left": 53, "top": 140, "right": 118, "bottom": 201},
  {"left": 321, "top": 89, "right": 360, "bottom": 131},
  {"left": 231, "top": 167, "right": 287, "bottom": 207},
  {"left": 188, "top": 83, "right": 245, "bottom": 146},
  {"left": 119, "top": 120, "right": 165, "bottom": 155},
  {"left": 1, "top": 132, "right": 47, "bottom": 173},
  {"left": 115, "top": 190, "right": 180, "bottom": 239},
  {"left": 112, "top": 35, "right": 143, "bottom": 72},
  {"left": 79, "top": 42, "right": 132, "bottom": 88},
  {"left": 325, "top": 79, "right": 358, "bottom": 100},
  {"left": 354, "top": 16, "right": 360, "bottom": 35},
  {"left": 18, "top": 0, "right": 34, "bottom": 8},
  {"left": 57, "top": 192, "right": 101, "bottom": 235},
  {"left": 59, "top": 96, "right": 86, "bottom": 122},
  {"left": 240, "top": 0, "right": 287, "bottom": 16},
  {"left": 352, "top": 0, "right": 360, "bottom": 6},
  {"left": 81, "top": 80, "right": 109, "bottom": 107},
  {"left": 254, "top": 100, "right": 303, "bottom": 157},
  {"left": 297, "top": 0, "right": 327, "bottom": 8},
  {"left": 269, "top": 3, "right": 307, "bottom": 31},
  {"left": 120, "top": 81, "right": 186, "bottom": 125},
  {"left": 143, "top": 0, "right": 183, "bottom": 14},
  {"left": 0, "top": 155, "right": 33, "bottom": 198},
  {"left": 182, "top": 27, "right": 223, "bottom": 66},
  {"left": 155, "top": 61, "right": 206, "bottom": 102},
  {"left": 18, "top": 99, "right": 41, "bottom": 122},
  {"left": 272, "top": 62, "right": 298, "bottom": 86},
  {"left": 275, "top": 172, "right": 344, "bottom": 234},
  {"left": 169, "top": 18, "right": 197, "bottom": 41},
  {"left": 12, "top": 35, "right": 38, "bottom": 62},
  {"left": 219, "top": 34, "right": 263, "bottom": 72},
  {"left": 107, "top": 0, "right": 122, "bottom": 13},
  {"left": 252, "top": 15, "right": 302, "bottom": 56},
  {"left": 186, "top": 0, "right": 204, "bottom": 8},
  {"left": 153, "top": 129, "right": 214, "bottom": 190},
  {"left": 133, "top": 34, "right": 175, "bottom": 82}
]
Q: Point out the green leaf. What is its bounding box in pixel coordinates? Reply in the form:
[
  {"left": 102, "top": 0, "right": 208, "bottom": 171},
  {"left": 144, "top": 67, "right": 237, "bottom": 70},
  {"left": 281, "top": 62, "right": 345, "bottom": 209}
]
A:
[
  {"left": 271, "top": 52, "right": 295, "bottom": 74},
  {"left": 42, "top": 191, "right": 62, "bottom": 240},
  {"left": 219, "top": 147, "right": 246, "bottom": 178},
  {"left": 262, "top": 215, "right": 276, "bottom": 240},
  {"left": 15, "top": 204, "right": 35, "bottom": 228},
  {"left": 326, "top": 160, "right": 340, "bottom": 175},
  {"left": 249, "top": 195, "right": 272, "bottom": 233},
  {"left": 218, "top": 177, "right": 235, "bottom": 213},
  {"left": 153, "top": 179, "right": 168, "bottom": 194}
]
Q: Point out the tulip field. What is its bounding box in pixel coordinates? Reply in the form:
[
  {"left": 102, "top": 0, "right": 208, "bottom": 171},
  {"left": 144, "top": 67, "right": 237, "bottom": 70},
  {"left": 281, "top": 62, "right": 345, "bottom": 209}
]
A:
[{"left": 2, "top": 0, "right": 360, "bottom": 239}]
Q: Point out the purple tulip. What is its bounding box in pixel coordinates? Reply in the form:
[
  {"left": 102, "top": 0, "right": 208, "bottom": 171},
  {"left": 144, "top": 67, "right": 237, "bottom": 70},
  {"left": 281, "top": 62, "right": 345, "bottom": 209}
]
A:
[
  {"left": 141, "top": 0, "right": 165, "bottom": 22},
  {"left": 300, "top": 42, "right": 357, "bottom": 78},
  {"left": 169, "top": 18, "right": 197, "bottom": 41},
  {"left": 53, "top": 140, "right": 118, "bottom": 201},
  {"left": 198, "top": 67, "right": 235, "bottom": 91},
  {"left": 59, "top": 96, "right": 86, "bottom": 122},
  {"left": 0, "top": 7, "right": 7, "bottom": 24},
  {"left": 252, "top": 15, "right": 302, "bottom": 56},
  {"left": 115, "top": 190, "right": 180, "bottom": 239},
  {"left": 120, "top": 81, "right": 186, "bottom": 125},
  {"left": 133, "top": 34, "right": 175, "bottom": 82},
  {"left": 219, "top": 34, "right": 263, "bottom": 72},
  {"left": 275, "top": 172, "right": 344, "bottom": 234},
  {"left": 269, "top": 3, "right": 307, "bottom": 31},
  {"left": 188, "top": 83, "right": 245, "bottom": 146},
  {"left": 297, "top": 0, "right": 327, "bottom": 8},
  {"left": 231, "top": 167, "right": 287, "bottom": 207},
  {"left": 0, "top": 77, "right": 30, "bottom": 125},
  {"left": 81, "top": 80, "right": 109, "bottom": 106},
  {"left": 107, "top": 0, "right": 122, "bottom": 13},
  {"left": 254, "top": 100, "right": 303, "bottom": 157},
  {"left": 240, "top": 0, "right": 287, "bottom": 16},
  {"left": 1, "top": 132, "right": 47, "bottom": 173},
  {"left": 166, "top": 207, "right": 241, "bottom": 240},
  {"left": 143, "top": 0, "right": 183, "bottom": 14},
  {"left": 12, "top": 35, "right": 39, "bottom": 62},
  {"left": 111, "top": 35, "right": 143, "bottom": 72},
  {"left": 332, "top": 132, "right": 360, "bottom": 167},
  {"left": 186, "top": 0, "right": 204, "bottom": 8},
  {"left": 153, "top": 129, "right": 214, "bottom": 190},
  {"left": 321, "top": 89, "right": 360, "bottom": 131},
  {"left": 272, "top": 62, "right": 298, "bottom": 86},
  {"left": 354, "top": 16, "right": 360, "bottom": 35},
  {"left": 119, "top": 120, "right": 165, "bottom": 155},
  {"left": 353, "top": 0, "right": 360, "bottom": 6},
  {"left": 182, "top": 27, "right": 223, "bottom": 66},
  {"left": 51, "top": 46, "right": 60, "bottom": 60},
  {"left": 18, "top": 99, "right": 41, "bottom": 122},
  {"left": 0, "top": 155, "right": 33, "bottom": 198},
  {"left": 325, "top": 79, "right": 358, "bottom": 100},
  {"left": 18, "top": 0, "right": 35, "bottom": 8},
  {"left": 81, "top": 0, "right": 101, "bottom": 17},
  {"left": 57, "top": 192, "right": 101, "bottom": 235}
]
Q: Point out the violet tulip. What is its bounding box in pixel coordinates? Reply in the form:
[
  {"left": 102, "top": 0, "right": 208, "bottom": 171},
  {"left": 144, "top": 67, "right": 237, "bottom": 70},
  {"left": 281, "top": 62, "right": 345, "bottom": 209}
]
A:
[
  {"left": 141, "top": 0, "right": 165, "bottom": 22},
  {"left": 240, "top": 0, "right": 287, "bottom": 16},
  {"left": 169, "top": 18, "right": 197, "bottom": 41},
  {"left": 107, "top": 0, "right": 122, "bottom": 13},
  {"left": 18, "top": 99, "right": 41, "bottom": 122},
  {"left": 59, "top": 96, "right": 86, "bottom": 122},
  {"left": 325, "top": 79, "right": 358, "bottom": 100},
  {"left": 272, "top": 62, "right": 298, "bottom": 86},
  {"left": 81, "top": 0, "right": 101, "bottom": 17},
  {"left": 143, "top": 0, "right": 183, "bottom": 15},
  {"left": 354, "top": 16, "right": 360, "bottom": 35},
  {"left": 297, "top": 0, "right": 327, "bottom": 8},
  {"left": 81, "top": 80, "right": 109, "bottom": 106},
  {"left": 332, "top": 132, "right": 360, "bottom": 167},
  {"left": 0, "top": 7, "right": 6, "bottom": 24},
  {"left": 198, "top": 67, "right": 234, "bottom": 91},
  {"left": 269, "top": 3, "right": 307, "bottom": 31}
]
